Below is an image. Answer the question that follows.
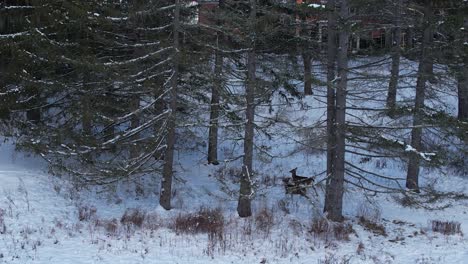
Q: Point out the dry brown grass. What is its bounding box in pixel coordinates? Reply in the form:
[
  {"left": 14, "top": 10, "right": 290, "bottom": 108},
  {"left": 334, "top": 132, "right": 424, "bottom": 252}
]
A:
[
  {"left": 78, "top": 205, "right": 97, "bottom": 221},
  {"left": 358, "top": 217, "right": 387, "bottom": 237},
  {"left": 309, "top": 218, "right": 354, "bottom": 241},
  {"left": 255, "top": 207, "right": 274, "bottom": 235},
  {"left": 172, "top": 207, "right": 224, "bottom": 239},
  {"left": 431, "top": 220, "right": 462, "bottom": 235},
  {"left": 120, "top": 208, "right": 146, "bottom": 228}
]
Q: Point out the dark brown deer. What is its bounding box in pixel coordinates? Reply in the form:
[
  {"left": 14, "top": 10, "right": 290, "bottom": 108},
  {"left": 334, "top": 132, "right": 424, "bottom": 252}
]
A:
[
  {"left": 289, "top": 168, "right": 314, "bottom": 185},
  {"left": 282, "top": 177, "right": 308, "bottom": 197},
  {"left": 282, "top": 168, "right": 317, "bottom": 198}
]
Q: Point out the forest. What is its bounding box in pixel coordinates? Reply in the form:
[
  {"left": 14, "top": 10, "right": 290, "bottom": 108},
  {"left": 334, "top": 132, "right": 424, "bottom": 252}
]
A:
[{"left": 0, "top": 0, "right": 467, "bottom": 263}]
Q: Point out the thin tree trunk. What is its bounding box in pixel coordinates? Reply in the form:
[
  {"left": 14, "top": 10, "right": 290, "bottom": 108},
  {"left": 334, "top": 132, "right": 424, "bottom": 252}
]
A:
[
  {"left": 458, "top": 65, "right": 468, "bottom": 121},
  {"left": 385, "top": 28, "right": 392, "bottom": 50},
  {"left": 387, "top": 0, "right": 402, "bottom": 112},
  {"left": 324, "top": 0, "right": 348, "bottom": 222},
  {"left": 160, "top": 0, "right": 180, "bottom": 210},
  {"left": 130, "top": 95, "right": 140, "bottom": 159},
  {"left": 325, "top": 0, "right": 337, "bottom": 183},
  {"left": 406, "top": 27, "right": 413, "bottom": 49},
  {"left": 0, "top": 47, "right": 10, "bottom": 120},
  {"left": 457, "top": 13, "right": 468, "bottom": 121},
  {"left": 82, "top": 75, "right": 92, "bottom": 135},
  {"left": 208, "top": 36, "right": 222, "bottom": 165},
  {"left": 153, "top": 84, "right": 165, "bottom": 160},
  {"left": 406, "top": 4, "right": 433, "bottom": 192},
  {"left": 237, "top": 0, "right": 256, "bottom": 218},
  {"left": 303, "top": 51, "right": 313, "bottom": 95}
]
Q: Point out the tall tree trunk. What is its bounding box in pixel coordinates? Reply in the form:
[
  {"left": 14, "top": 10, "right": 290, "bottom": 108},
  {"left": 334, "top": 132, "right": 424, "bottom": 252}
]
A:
[
  {"left": 325, "top": 0, "right": 337, "bottom": 183},
  {"left": 303, "top": 51, "right": 313, "bottom": 95},
  {"left": 406, "top": 27, "right": 413, "bottom": 49},
  {"left": 458, "top": 64, "right": 468, "bottom": 121},
  {"left": 153, "top": 84, "right": 166, "bottom": 160},
  {"left": 406, "top": 4, "right": 433, "bottom": 192},
  {"left": 82, "top": 75, "right": 92, "bottom": 135},
  {"left": 208, "top": 36, "right": 222, "bottom": 165},
  {"left": 457, "top": 11, "right": 468, "bottom": 121},
  {"left": 237, "top": 0, "right": 256, "bottom": 218},
  {"left": 385, "top": 29, "right": 392, "bottom": 50},
  {"left": 160, "top": 0, "right": 180, "bottom": 210},
  {"left": 130, "top": 95, "right": 140, "bottom": 159},
  {"left": 0, "top": 46, "right": 10, "bottom": 120},
  {"left": 387, "top": 0, "right": 402, "bottom": 112},
  {"left": 324, "top": 0, "right": 349, "bottom": 222}
]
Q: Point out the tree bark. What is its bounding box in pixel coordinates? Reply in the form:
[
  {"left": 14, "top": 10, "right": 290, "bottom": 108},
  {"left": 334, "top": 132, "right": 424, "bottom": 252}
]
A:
[
  {"left": 406, "top": 4, "right": 433, "bottom": 192},
  {"left": 387, "top": 0, "right": 402, "bottom": 112},
  {"left": 303, "top": 51, "right": 313, "bottom": 95},
  {"left": 237, "top": 0, "right": 256, "bottom": 218},
  {"left": 130, "top": 95, "right": 140, "bottom": 159},
  {"left": 406, "top": 27, "right": 413, "bottom": 49},
  {"left": 208, "top": 36, "right": 223, "bottom": 165},
  {"left": 82, "top": 75, "right": 92, "bottom": 135},
  {"left": 325, "top": 0, "right": 337, "bottom": 183},
  {"left": 458, "top": 65, "right": 468, "bottom": 121},
  {"left": 160, "top": 0, "right": 180, "bottom": 210},
  {"left": 324, "top": 0, "right": 349, "bottom": 222},
  {"left": 385, "top": 28, "right": 392, "bottom": 50}
]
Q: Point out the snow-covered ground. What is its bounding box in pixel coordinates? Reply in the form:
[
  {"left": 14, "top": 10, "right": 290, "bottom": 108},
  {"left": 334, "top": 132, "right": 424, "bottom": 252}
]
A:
[{"left": 1, "top": 56, "right": 467, "bottom": 263}]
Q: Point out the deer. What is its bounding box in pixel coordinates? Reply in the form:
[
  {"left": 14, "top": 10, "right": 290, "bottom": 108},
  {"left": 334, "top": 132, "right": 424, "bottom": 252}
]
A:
[
  {"left": 282, "top": 168, "right": 317, "bottom": 198},
  {"left": 289, "top": 168, "right": 314, "bottom": 185}
]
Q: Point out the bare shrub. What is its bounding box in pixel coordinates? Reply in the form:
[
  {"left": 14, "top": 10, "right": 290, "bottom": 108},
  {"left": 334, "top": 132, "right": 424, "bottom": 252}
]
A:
[
  {"left": 121, "top": 208, "right": 146, "bottom": 228},
  {"left": 393, "top": 194, "right": 418, "bottom": 207},
  {"left": 173, "top": 207, "right": 225, "bottom": 256},
  {"left": 78, "top": 205, "right": 97, "bottom": 221},
  {"left": 95, "top": 218, "right": 119, "bottom": 236},
  {"left": 135, "top": 184, "right": 145, "bottom": 198},
  {"left": 277, "top": 198, "right": 290, "bottom": 214},
  {"left": 431, "top": 220, "right": 462, "bottom": 235},
  {"left": 288, "top": 219, "right": 303, "bottom": 236},
  {"left": 172, "top": 207, "right": 224, "bottom": 239},
  {"left": 242, "top": 217, "right": 253, "bottom": 237},
  {"left": 356, "top": 203, "right": 381, "bottom": 222},
  {"left": 309, "top": 218, "right": 354, "bottom": 241},
  {"left": 375, "top": 159, "right": 387, "bottom": 169},
  {"left": 356, "top": 204, "right": 386, "bottom": 236},
  {"left": 143, "top": 212, "right": 161, "bottom": 231},
  {"left": 260, "top": 174, "right": 276, "bottom": 187},
  {"left": 212, "top": 167, "right": 242, "bottom": 184},
  {"left": 318, "top": 254, "right": 352, "bottom": 264},
  {"left": 356, "top": 242, "right": 365, "bottom": 255},
  {"left": 255, "top": 207, "right": 274, "bottom": 235},
  {"left": 0, "top": 208, "right": 6, "bottom": 234},
  {"left": 358, "top": 217, "right": 387, "bottom": 237}
]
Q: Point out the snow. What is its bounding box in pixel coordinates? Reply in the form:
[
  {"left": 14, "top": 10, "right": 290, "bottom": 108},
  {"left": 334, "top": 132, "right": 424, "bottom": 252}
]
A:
[
  {"left": 308, "top": 4, "right": 325, "bottom": 9},
  {"left": 0, "top": 56, "right": 467, "bottom": 263},
  {"left": 0, "top": 32, "right": 30, "bottom": 39}
]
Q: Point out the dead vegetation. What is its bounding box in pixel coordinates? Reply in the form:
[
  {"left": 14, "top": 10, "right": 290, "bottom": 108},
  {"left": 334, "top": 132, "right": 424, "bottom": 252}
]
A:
[
  {"left": 358, "top": 217, "right": 387, "bottom": 237},
  {"left": 120, "top": 208, "right": 146, "bottom": 228},
  {"left": 309, "top": 218, "right": 354, "bottom": 241},
  {"left": 78, "top": 205, "right": 97, "bottom": 221},
  {"left": 172, "top": 207, "right": 225, "bottom": 239},
  {"left": 431, "top": 220, "right": 462, "bottom": 235},
  {"left": 255, "top": 206, "right": 274, "bottom": 235},
  {"left": 0, "top": 208, "right": 5, "bottom": 234}
]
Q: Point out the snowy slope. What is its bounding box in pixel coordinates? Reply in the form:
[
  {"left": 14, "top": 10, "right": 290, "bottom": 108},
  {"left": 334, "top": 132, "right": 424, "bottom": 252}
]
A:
[{"left": 1, "top": 56, "right": 468, "bottom": 263}]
